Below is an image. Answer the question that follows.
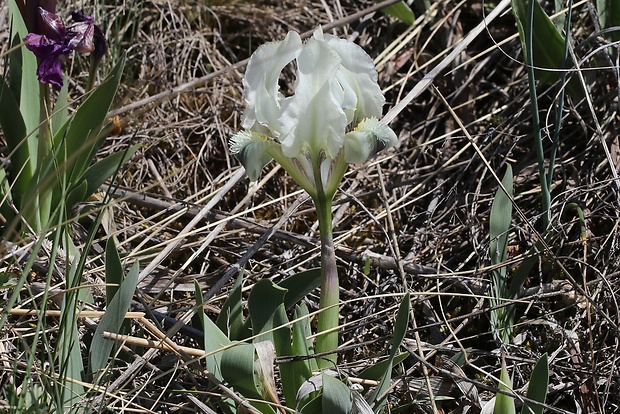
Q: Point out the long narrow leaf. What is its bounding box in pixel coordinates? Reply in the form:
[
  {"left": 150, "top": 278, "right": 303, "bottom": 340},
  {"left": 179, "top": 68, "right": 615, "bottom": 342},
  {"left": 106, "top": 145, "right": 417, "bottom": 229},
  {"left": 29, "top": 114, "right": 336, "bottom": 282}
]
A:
[
  {"left": 216, "top": 271, "right": 248, "bottom": 340},
  {"left": 511, "top": 0, "right": 584, "bottom": 97},
  {"left": 9, "top": 0, "right": 39, "bottom": 198},
  {"left": 104, "top": 238, "right": 123, "bottom": 305},
  {"left": 379, "top": 1, "right": 415, "bottom": 25},
  {"left": 58, "top": 260, "right": 86, "bottom": 412},
  {"left": 322, "top": 372, "right": 352, "bottom": 414},
  {"left": 273, "top": 304, "right": 312, "bottom": 407},
  {"left": 489, "top": 165, "right": 513, "bottom": 273},
  {"left": 195, "top": 280, "right": 231, "bottom": 380},
  {"left": 368, "top": 292, "right": 410, "bottom": 411},
  {"left": 279, "top": 268, "right": 321, "bottom": 309},
  {"left": 0, "top": 76, "right": 27, "bottom": 179},
  {"left": 292, "top": 303, "right": 317, "bottom": 372},
  {"left": 521, "top": 354, "right": 549, "bottom": 414},
  {"left": 489, "top": 165, "right": 514, "bottom": 344},
  {"left": 78, "top": 144, "right": 139, "bottom": 201},
  {"left": 358, "top": 353, "right": 409, "bottom": 381},
  {"left": 596, "top": 0, "right": 620, "bottom": 41},
  {"left": 90, "top": 261, "right": 139, "bottom": 375},
  {"left": 221, "top": 343, "right": 277, "bottom": 414},
  {"left": 248, "top": 279, "right": 287, "bottom": 343},
  {"left": 48, "top": 55, "right": 126, "bottom": 206},
  {"left": 495, "top": 357, "right": 516, "bottom": 414}
]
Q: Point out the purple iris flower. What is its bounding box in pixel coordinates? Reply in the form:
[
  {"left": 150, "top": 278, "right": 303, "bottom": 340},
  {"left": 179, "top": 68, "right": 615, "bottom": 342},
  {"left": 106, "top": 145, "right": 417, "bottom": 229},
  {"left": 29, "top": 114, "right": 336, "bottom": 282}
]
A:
[
  {"left": 71, "top": 10, "right": 108, "bottom": 58},
  {"left": 24, "top": 32, "right": 71, "bottom": 88},
  {"left": 22, "top": 7, "right": 107, "bottom": 88}
]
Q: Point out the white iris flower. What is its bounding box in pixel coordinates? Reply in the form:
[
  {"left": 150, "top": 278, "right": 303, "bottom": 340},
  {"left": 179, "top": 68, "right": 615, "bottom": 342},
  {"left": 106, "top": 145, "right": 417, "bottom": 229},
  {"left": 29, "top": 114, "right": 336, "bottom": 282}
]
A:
[{"left": 230, "top": 27, "right": 397, "bottom": 199}]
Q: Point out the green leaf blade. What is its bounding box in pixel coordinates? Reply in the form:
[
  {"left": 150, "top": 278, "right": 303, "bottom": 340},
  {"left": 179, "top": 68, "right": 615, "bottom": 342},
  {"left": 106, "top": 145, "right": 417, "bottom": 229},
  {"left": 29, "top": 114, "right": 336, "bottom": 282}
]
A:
[
  {"left": 380, "top": 1, "right": 415, "bottom": 25},
  {"left": 521, "top": 353, "right": 549, "bottom": 414},
  {"left": 511, "top": 0, "right": 584, "bottom": 97},
  {"left": 495, "top": 357, "right": 516, "bottom": 414},
  {"left": 90, "top": 261, "right": 139, "bottom": 375},
  {"left": 322, "top": 373, "right": 352, "bottom": 414}
]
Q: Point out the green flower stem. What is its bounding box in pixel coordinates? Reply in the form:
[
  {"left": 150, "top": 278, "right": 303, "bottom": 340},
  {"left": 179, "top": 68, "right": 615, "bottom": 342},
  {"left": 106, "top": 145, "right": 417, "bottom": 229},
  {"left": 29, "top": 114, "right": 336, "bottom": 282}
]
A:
[{"left": 313, "top": 166, "right": 339, "bottom": 368}]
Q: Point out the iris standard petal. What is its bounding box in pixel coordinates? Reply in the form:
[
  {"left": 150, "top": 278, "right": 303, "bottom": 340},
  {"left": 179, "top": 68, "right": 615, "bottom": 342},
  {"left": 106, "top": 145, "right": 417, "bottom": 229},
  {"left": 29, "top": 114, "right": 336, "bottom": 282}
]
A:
[
  {"left": 279, "top": 36, "right": 347, "bottom": 159},
  {"left": 323, "top": 34, "right": 385, "bottom": 123},
  {"left": 344, "top": 117, "right": 397, "bottom": 164},
  {"left": 241, "top": 31, "right": 302, "bottom": 134},
  {"left": 229, "top": 131, "right": 276, "bottom": 181}
]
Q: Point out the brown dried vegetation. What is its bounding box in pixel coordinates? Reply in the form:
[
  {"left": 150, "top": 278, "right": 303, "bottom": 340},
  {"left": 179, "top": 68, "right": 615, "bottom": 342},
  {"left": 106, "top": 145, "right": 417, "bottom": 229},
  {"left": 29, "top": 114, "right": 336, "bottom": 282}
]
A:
[{"left": 1, "top": 0, "right": 619, "bottom": 412}]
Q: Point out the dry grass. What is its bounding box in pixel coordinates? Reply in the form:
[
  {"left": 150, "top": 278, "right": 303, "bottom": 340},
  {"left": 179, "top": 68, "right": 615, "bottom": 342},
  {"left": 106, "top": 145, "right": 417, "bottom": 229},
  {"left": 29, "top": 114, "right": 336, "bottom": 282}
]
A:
[{"left": 1, "top": 0, "right": 620, "bottom": 412}]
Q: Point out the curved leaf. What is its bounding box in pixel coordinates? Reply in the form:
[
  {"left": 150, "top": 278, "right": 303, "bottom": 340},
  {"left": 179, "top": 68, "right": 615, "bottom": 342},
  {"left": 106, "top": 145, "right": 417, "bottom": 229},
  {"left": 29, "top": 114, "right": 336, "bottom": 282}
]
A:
[
  {"left": 380, "top": 1, "right": 415, "bottom": 25},
  {"left": 221, "top": 342, "right": 277, "bottom": 414},
  {"left": 279, "top": 267, "right": 321, "bottom": 309},
  {"left": 322, "top": 372, "right": 352, "bottom": 414},
  {"left": 368, "top": 292, "right": 410, "bottom": 410},
  {"left": 248, "top": 279, "right": 287, "bottom": 343}
]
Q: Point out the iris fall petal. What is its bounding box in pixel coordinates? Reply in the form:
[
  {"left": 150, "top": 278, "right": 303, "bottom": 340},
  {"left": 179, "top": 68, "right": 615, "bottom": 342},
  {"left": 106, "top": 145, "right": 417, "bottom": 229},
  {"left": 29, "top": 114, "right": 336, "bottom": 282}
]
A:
[
  {"left": 229, "top": 131, "right": 276, "bottom": 182},
  {"left": 344, "top": 117, "right": 398, "bottom": 164}
]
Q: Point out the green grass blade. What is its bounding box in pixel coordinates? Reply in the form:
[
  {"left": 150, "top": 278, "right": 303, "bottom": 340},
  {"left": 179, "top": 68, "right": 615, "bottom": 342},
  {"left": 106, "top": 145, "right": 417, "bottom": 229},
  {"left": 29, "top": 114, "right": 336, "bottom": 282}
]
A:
[
  {"left": 490, "top": 165, "right": 513, "bottom": 273},
  {"left": 495, "top": 356, "right": 516, "bottom": 414},
  {"left": 90, "top": 261, "right": 139, "bottom": 375},
  {"left": 57, "top": 260, "right": 86, "bottom": 413},
  {"left": 104, "top": 238, "right": 123, "bottom": 305},
  {"left": 195, "top": 280, "right": 231, "bottom": 381},
  {"left": 0, "top": 167, "right": 15, "bottom": 225},
  {"left": 292, "top": 303, "right": 317, "bottom": 372},
  {"left": 77, "top": 144, "right": 139, "bottom": 201},
  {"left": 51, "top": 55, "right": 126, "bottom": 197},
  {"left": 511, "top": 0, "right": 584, "bottom": 98},
  {"left": 379, "top": 1, "right": 415, "bottom": 25},
  {"left": 358, "top": 353, "right": 409, "bottom": 381},
  {"left": 489, "top": 165, "right": 513, "bottom": 344},
  {"left": 216, "top": 270, "right": 248, "bottom": 340},
  {"left": 368, "top": 292, "right": 410, "bottom": 410},
  {"left": 272, "top": 304, "right": 308, "bottom": 407},
  {"left": 51, "top": 80, "right": 69, "bottom": 136},
  {"left": 521, "top": 353, "right": 549, "bottom": 414}
]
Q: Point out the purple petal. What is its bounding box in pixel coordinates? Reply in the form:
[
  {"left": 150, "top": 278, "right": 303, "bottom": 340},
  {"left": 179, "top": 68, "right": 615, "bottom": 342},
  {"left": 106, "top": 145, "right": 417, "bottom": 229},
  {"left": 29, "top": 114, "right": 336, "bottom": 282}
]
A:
[
  {"left": 38, "top": 7, "right": 65, "bottom": 40},
  {"left": 68, "top": 21, "right": 95, "bottom": 53},
  {"left": 36, "top": 56, "right": 64, "bottom": 87},
  {"left": 24, "top": 33, "right": 67, "bottom": 87},
  {"left": 92, "top": 25, "right": 108, "bottom": 58},
  {"left": 70, "top": 9, "right": 94, "bottom": 24}
]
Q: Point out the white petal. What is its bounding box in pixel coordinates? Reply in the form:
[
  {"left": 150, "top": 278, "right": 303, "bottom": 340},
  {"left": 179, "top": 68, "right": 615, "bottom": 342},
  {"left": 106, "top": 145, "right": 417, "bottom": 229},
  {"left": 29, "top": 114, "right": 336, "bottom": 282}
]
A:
[
  {"left": 344, "top": 118, "right": 397, "bottom": 164},
  {"left": 279, "top": 37, "right": 348, "bottom": 159},
  {"left": 241, "top": 31, "right": 302, "bottom": 134},
  {"left": 229, "top": 131, "right": 276, "bottom": 181},
  {"left": 323, "top": 34, "right": 385, "bottom": 123}
]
